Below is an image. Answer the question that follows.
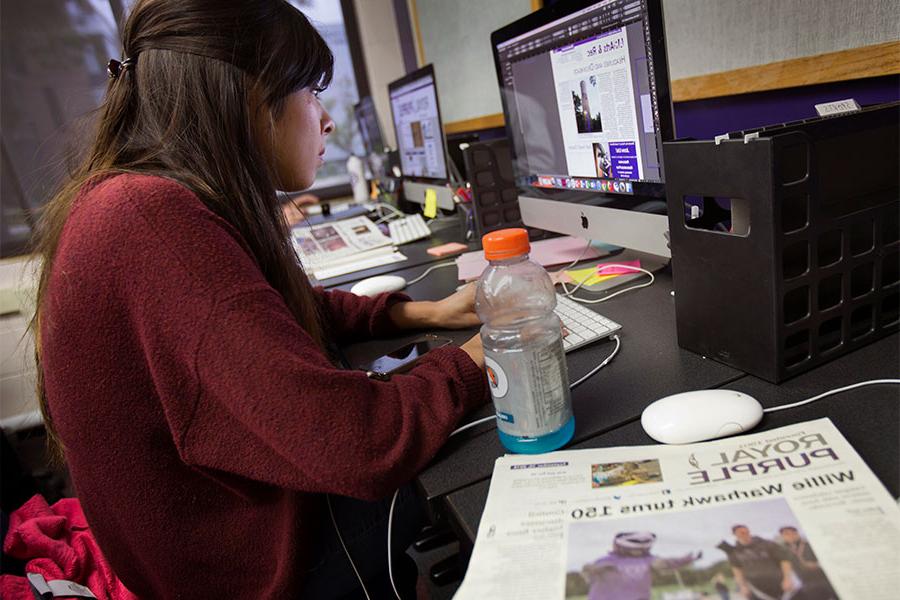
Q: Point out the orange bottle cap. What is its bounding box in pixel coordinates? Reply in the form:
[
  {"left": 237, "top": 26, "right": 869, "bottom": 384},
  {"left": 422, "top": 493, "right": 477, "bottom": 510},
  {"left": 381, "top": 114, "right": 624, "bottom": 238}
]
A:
[{"left": 482, "top": 228, "right": 530, "bottom": 261}]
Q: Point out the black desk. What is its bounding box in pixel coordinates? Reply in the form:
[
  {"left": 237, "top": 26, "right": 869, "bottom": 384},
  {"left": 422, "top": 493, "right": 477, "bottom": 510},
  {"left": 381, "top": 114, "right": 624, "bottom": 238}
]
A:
[
  {"left": 444, "top": 333, "right": 900, "bottom": 546},
  {"left": 414, "top": 268, "right": 744, "bottom": 503},
  {"left": 328, "top": 228, "right": 899, "bottom": 570}
]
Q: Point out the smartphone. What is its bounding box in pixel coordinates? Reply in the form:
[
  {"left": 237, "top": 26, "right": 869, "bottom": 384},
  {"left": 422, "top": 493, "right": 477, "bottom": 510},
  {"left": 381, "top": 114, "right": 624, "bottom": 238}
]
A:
[{"left": 359, "top": 334, "right": 453, "bottom": 379}]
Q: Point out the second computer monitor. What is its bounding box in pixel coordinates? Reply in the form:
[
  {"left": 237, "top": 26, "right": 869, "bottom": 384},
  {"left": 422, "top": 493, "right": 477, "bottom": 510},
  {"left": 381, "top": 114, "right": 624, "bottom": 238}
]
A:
[
  {"left": 492, "top": 0, "right": 675, "bottom": 257},
  {"left": 354, "top": 96, "right": 386, "bottom": 156},
  {"left": 387, "top": 64, "right": 455, "bottom": 210}
]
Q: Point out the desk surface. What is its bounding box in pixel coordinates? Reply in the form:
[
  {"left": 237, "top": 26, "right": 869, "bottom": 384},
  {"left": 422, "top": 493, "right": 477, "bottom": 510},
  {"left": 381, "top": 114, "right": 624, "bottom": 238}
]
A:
[
  {"left": 415, "top": 268, "right": 744, "bottom": 502},
  {"left": 330, "top": 224, "right": 899, "bottom": 563},
  {"left": 444, "top": 333, "right": 900, "bottom": 544}
]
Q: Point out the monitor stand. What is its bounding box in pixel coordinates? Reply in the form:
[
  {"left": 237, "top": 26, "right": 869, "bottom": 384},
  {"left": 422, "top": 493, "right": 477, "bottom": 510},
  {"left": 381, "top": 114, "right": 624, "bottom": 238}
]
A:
[
  {"left": 519, "top": 195, "right": 671, "bottom": 259},
  {"left": 402, "top": 181, "right": 456, "bottom": 211}
]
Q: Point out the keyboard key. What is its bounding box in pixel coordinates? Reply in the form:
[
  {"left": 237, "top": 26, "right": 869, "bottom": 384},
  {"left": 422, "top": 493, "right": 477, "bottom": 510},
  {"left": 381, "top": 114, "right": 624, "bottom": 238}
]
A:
[
  {"left": 555, "top": 294, "right": 622, "bottom": 353},
  {"left": 389, "top": 213, "right": 432, "bottom": 245}
]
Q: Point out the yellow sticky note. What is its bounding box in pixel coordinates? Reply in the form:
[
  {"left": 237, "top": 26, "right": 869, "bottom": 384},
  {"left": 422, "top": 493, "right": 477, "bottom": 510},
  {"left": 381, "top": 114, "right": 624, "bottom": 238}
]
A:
[
  {"left": 423, "top": 189, "right": 438, "bottom": 218},
  {"left": 564, "top": 266, "right": 620, "bottom": 287}
]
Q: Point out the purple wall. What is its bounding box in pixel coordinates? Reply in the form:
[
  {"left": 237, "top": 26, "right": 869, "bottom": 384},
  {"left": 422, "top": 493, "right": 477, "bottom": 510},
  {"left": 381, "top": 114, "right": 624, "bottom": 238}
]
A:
[{"left": 673, "top": 75, "right": 900, "bottom": 140}]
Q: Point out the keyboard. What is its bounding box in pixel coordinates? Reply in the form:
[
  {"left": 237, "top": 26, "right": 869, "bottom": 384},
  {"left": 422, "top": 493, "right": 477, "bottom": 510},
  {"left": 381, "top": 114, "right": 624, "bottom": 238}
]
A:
[
  {"left": 389, "top": 213, "right": 432, "bottom": 245},
  {"left": 555, "top": 294, "right": 622, "bottom": 353}
]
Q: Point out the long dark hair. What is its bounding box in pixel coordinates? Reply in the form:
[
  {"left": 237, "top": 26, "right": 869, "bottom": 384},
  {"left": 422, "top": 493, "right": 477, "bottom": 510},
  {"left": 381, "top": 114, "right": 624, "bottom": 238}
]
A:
[{"left": 32, "top": 0, "right": 334, "bottom": 458}]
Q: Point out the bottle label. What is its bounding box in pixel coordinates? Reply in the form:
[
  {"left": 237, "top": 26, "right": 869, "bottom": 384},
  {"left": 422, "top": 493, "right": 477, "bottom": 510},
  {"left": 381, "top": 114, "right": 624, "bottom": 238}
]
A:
[{"left": 484, "top": 339, "right": 571, "bottom": 438}]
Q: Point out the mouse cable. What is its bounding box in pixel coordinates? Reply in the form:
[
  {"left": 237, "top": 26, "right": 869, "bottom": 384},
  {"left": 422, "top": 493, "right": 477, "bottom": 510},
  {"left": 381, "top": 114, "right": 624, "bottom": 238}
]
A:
[
  {"left": 386, "top": 488, "right": 402, "bottom": 600},
  {"left": 449, "top": 335, "right": 623, "bottom": 437},
  {"left": 327, "top": 493, "right": 372, "bottom": 600},
  {"left": 762, "top": 379, "right": 900, "bottom": 413},
  {"left": 559, "top": 263, "right": 655, "bottom": 304},
  {"left": 570, "top": 334, "right": 621, "bottom": 389},
  {"left": 371, "top": 201, "right": 405, "bottom": 220},
  {"left": 386, "top": 334, "right": 624, "bottom": 599},
  {"left": 404, "top": 261, "right": 457, "bottom": 286}
]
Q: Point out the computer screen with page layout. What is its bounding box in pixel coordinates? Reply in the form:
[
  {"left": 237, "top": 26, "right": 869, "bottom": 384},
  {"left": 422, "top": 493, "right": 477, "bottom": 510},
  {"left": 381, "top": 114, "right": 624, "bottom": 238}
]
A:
[
  {"left": 491, "top": 0, "right": 675, "bottom": 257},
  {"left": 388, "top": 64, "right": 450, "bottom": 182}
]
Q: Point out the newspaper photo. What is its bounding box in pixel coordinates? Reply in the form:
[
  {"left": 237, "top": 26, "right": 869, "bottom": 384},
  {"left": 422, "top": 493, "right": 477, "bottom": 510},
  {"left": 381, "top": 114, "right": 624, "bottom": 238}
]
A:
[
  {"left": 290, "top": 216, "right": 404, "bottom": 280},
  {"left": 454, "top": 418, "right": 900, "bottom": 600}
]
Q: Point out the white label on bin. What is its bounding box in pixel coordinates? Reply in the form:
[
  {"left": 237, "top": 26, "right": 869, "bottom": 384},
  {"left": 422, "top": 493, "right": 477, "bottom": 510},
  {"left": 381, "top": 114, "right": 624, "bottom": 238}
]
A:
[{"left": 815, "top": 98, "right": 860, "bottom": 117}]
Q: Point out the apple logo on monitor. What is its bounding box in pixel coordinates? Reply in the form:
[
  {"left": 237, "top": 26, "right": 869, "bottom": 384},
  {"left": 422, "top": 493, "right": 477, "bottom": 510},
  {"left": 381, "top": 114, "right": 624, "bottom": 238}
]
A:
[{"left": 580, "top": 212, "right": 589, "bottom": 230}]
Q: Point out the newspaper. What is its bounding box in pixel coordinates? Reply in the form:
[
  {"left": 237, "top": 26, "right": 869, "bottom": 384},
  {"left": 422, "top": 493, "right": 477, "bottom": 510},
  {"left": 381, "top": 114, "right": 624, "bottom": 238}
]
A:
[
  {"left": 454, "top": 418, "right": 900, "bottom": 600},
  {"left": 290, "top": 216, "right": 405, "bottom": 280}
]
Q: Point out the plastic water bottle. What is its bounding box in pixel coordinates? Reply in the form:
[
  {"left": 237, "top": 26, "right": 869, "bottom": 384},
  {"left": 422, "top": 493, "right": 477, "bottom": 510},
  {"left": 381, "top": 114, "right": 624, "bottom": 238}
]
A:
[
  {"left": 475, "top": 228, "right": 574, "bottom": 453},
  {"left": 346, "top": 155, "right": 369, "bottom": 203}
]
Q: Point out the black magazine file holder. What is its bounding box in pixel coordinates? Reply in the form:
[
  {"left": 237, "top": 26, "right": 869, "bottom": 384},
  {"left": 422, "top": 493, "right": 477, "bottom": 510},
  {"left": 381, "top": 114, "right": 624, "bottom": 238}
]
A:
[
  {"left": 462, "top": 138, "right": 551, "bottom": 241},
  {"left": 663, "top": 103, "right": 899, "bottom": 382}
]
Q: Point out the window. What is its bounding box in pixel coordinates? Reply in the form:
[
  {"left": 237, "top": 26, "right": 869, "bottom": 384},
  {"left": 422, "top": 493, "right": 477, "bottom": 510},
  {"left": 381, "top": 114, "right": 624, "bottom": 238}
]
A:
[
  {"left": 0, "top": 0, "right": 368, "bottom": 257},
  {"left": 1, "top": 0, "right": 120, "bottom": 257},
  {"left": 288, "top": 0, "right": 367, "bottom": 194}
]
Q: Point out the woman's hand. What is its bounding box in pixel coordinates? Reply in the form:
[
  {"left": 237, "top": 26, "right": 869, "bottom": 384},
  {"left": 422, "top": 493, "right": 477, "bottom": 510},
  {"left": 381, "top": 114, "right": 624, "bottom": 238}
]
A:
[
  {"left": 430, "top": 283, "right": 480, "bottom": 329},
  {"left": 388, "top": 283, "right": 481, "bottom": 330}
]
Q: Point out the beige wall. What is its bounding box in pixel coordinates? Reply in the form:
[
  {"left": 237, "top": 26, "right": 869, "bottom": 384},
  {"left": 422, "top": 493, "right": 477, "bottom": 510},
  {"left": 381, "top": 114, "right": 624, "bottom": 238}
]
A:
[
  {"left": 387, "top": 0, "right": 898, "bottom": 124},
  {"left": 663, "top": 0, "right": 900, "bottom": 79},
  {"left": 353, "top": 0, "right": 406, "bottom": 148},
  {"left": 0, "top": 257, "right": 40, "bottom": 431}
]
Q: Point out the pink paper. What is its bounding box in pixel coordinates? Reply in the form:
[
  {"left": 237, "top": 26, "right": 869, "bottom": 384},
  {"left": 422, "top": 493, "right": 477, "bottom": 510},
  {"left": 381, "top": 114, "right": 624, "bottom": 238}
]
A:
[
  {"left": 455, "top": 236, "right": 601, "bottom": 281},
  {"left": 595, "top": 259, "right": 642, "bottom": 275}
]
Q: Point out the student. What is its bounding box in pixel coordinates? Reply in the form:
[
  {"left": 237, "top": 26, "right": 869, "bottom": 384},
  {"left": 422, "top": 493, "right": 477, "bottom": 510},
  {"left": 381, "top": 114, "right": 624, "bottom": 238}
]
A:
[
  {"left": 31, "top": 1, "right": 487, "bottom": 598},
  {"left": 581, "top": 531, "right": 700, "bottom": 600},
  {"left": 779, "top": 526, "right": 838, "bottom": 600},
  {"left": 722, "top": 525, "right": 796, "bottom": 600}
]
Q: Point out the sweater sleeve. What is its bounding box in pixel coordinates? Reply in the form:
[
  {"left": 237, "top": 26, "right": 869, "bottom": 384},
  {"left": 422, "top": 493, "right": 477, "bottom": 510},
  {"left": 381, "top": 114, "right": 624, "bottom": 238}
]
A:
[
  {"left": 184, "top": 287, "right": 488, "bottom": 501},
  {"left": 312, "top": 287, "right": 410, "bottom": 343}
]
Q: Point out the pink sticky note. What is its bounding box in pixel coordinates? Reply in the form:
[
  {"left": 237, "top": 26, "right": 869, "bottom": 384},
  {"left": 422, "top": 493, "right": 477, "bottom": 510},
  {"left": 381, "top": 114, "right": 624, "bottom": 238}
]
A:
[
  {"left": 427, "top": 242, "right": 468, "bottom": 257},
  {"left": 595, "top": 259, "right": 642, "bottom": 275}
]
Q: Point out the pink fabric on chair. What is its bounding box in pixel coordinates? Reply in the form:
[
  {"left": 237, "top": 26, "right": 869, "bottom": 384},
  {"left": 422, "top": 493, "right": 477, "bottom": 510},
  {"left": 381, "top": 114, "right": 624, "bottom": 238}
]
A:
[{"left": 1, "top": 495, "right": 137, "bottom": 600}]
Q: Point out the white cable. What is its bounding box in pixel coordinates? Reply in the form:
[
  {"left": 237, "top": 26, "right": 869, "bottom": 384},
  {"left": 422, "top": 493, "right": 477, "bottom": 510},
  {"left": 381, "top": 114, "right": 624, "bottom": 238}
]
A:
[
  {"left": 404, "top": 261, "right": 456, "bottom": 286},
  {"left": 374, "top": 213, "right": 399, "bottom": 225},
  {"left": 385, "top": 331, "right": 623, "bottom": 598},
  {"left": 386, "top": 488, "right": 402, "bottom": 600},
  {"left": 560, "top": 263, "right": 655, "bottom": 304},
  {"left": 451, "top": 335, "right": 622, "bottom": 435},
  {"left": 451, "top": 414, "right": 495, "bottom": 437},
  {"left": 327, "top": 494, "right": 372, "bottom": 600},
  {"left": 371, "top": 201, "right": 405, "bottom": 219},
  {"left": 763, "top": 379, "right": 900, "bottom": 413},
  {"left": 555, "top": 238, "right": 595, "bottom": 274},
  {"left": 561, "top": 262, "right": 652, "bottom": 297},
  {"left": 569, "top": 335, "right": 621, "bottom": 390}
]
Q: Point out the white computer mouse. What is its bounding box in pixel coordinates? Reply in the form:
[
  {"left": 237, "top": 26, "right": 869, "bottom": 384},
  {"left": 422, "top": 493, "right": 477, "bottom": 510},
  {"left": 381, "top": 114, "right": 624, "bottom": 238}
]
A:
[
  {"left": 349, "top": 275, "right": 407, "bottom": 297},
  {"left": 641, "top": 389, "right": 763, "bottom": 445}
]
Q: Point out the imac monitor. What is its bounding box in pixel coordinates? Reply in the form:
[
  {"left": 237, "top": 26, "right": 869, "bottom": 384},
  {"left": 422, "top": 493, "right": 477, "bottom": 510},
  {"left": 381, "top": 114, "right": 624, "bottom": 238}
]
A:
[
  {"left": 491, "top": 0, "right": 675, "bottom": 257},
  {"left": 354, "top": 96, "right": 386, "bottom": 156},
  {"left": 387, "top": 64, "right": 455, "bottom": 210}
]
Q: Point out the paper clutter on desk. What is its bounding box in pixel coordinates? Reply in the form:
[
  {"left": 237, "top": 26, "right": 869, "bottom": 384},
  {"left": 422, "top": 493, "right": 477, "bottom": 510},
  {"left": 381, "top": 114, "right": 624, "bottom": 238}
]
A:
[{"left": 455, "top": 236, "right": 603, "bottom": 281}]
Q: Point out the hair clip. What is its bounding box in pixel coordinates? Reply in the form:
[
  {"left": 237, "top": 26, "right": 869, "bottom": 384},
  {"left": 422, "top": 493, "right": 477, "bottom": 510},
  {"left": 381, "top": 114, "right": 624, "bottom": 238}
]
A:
[{"left": 107, "top": 57, "right": 135, "bottom": 79}]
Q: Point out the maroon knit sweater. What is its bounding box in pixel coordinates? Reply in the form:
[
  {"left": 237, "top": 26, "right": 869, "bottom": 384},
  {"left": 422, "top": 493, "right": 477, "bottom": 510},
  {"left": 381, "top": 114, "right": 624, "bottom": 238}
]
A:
[{"left": 41, "top": 174, "right": 487, "bottom": 598}]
